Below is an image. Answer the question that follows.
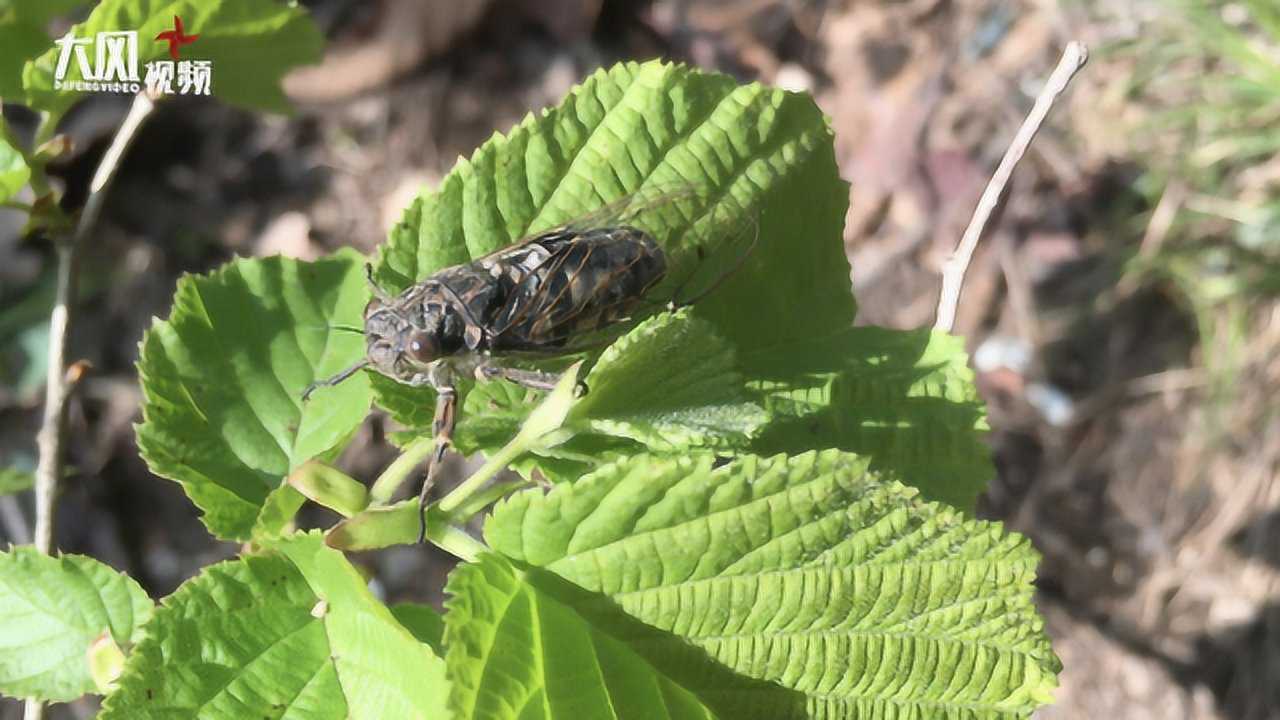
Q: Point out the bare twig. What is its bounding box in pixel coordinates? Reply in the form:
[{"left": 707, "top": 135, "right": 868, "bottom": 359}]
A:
[
  {"left": 934, "top": 42, "right": 1088, "bottom": 333},
  {"left": 25, "top": 93, "right": 155, "bottom": 720}
]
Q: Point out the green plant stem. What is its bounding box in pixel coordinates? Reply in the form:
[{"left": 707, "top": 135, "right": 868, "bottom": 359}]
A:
[
  {"left": 427, "top": 521, "right": 487, "bottom": 562},
  {"left": 436, "top": 363, "right": 581, "bottom": 516},
  {"left": 0, "top": 200, "right": 34, "bottom": 211},
  {"left": 448, "top": 479, "right": 529, "bottom": 522},
  {"left": 369, "top": 435, "right": 436, "bottom": 504},
  {"left": 436, "top": 440, "right": 529, "bottom": 515}
]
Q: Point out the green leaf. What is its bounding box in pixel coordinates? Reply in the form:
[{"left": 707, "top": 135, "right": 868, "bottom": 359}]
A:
[
  {"left": 249, "top": 483, "right": 305, "bottom": 540},
  {"left": 376, "top": 60, "right": 851, "bottom": 337},
  {"left": 0, "top": 467, "right": 34, "bottom": 495},
  {"left": 136, "top": 251, "right": 373, "bottom": 541},
  {"left": 565, "top": 309, "right": 768, "bottom": 450},
  {"left": 325, "top": 500, "right": 479, "bottom": 554},
  {"left": 0, "top": 19, "right": 47, "bottom": 101},
  {"left": 471, "top": 451, "right": 1058, "bottom": 719},
  {"left": 390, "top": 603, "right": 445, "bottom": 654},
  {"left": 0, "top": 548, "right": 153, "bottom": 702},
  {"left": 271, "top": 533, "right": 451, "bottom": 718},
  {"left": 101, "top": 533, "right": 450, "bottom": 719},
  {"left": 0, "top": 0, "right": 80, "bottom": 99},
  {"left": 1, "top": 0, "right": 87, "bottom": 28},
  {"left": 0, "top": 130, "right": 30, "bottom": 203},
  {"left": 384, "top": 311, "right": 769, "bottom": 487},
  {"left": 434, "top": 377, "right": 636, "bottom": 485},
  {"left": 369, "top": 59, "right": 850, "bottom": 454},
  {"left": 286, "top": 460, "right": 369, "bottom": 518},
  {"left": 444, "top": 554, "right": 721, "bottom": 720},
  {"left": 324, "top": 500, "right": 424, "bottom": 551},
  {"left": 745, "top": 326, "right": 992, "bottom": 511},
  {"left": 88, "top": 633, "right": 127, "bottom": 694},
  {"left": 22, "top": 0, "right": 322, "bottom": 115}
]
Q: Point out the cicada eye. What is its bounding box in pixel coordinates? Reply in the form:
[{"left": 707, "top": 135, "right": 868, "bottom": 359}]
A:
[{"left": 406, "top": 331, "right": 439, "bottom": 364}]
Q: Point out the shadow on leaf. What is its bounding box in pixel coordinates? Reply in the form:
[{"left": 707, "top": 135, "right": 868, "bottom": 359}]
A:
[
  {"left": 519, "top": 561, "right": 811, "bottom": 719},
  {"left": 743, "top": 325, "right": 991, "bottom": 511}
]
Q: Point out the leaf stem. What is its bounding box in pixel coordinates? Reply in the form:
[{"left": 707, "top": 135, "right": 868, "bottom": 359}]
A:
[
  {"left": 934, "top": 42, "right": 1087, "bottom": 333},
  {"left": 427, "top": 521, "right": 487, "bottom": 563},
  {"left": 436, "top": 439, "right": 529, "bottom": 515},
  {"left": 448, "top": 479, "right": 530, "bottom": 522},
  {"left": 16, "top": 106, "right": 64, "bottom": 720},
  {"left": 436, "top": 363, "right": 581, "bottom": 515},
  {"left": 370, "top": 435, "right": 436, "bottom": 504}
]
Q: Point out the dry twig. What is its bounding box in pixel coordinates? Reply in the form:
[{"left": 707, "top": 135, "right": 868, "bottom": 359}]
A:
[
  {"left": 26, "top": 92, "right": 156, "bottom": 720},
  {"left": 934, "top": 42, "right": 1089, "bottom": 333}
]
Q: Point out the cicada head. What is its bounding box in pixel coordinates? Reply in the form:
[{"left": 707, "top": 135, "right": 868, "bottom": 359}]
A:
[
  {"left": 302, "top": 275, "right": 453, "bottom": 402},
  {"left": 363, "top": 295, "right": 446, "bottom": 381}
]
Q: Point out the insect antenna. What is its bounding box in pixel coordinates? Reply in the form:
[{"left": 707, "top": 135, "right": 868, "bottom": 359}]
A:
[
  {"left": 294, "top": 323, "right": 365, "bottom": 335},
  {"left": 328, "top": 324, "right": 365, "bottom": 335},
  {"left": 302, "top": 359, "right": 370, "bottom": 401}
]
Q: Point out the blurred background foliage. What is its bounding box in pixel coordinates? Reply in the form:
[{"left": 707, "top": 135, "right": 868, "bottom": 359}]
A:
[{"left": 2, "top": 0, "right": 1279, "bottom": 718}]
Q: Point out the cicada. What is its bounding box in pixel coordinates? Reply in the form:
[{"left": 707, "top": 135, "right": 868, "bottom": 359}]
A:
[{"left": 304, "top": 185, "right": 755, "bottom": 537}]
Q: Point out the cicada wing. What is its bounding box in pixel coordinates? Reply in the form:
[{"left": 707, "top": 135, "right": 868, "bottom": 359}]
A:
[
  {"left": 592, "top": 193, "right": 759, "bottom": 319},
  {"left": 487, "top": 228, "right": 667, "bottom": 353},
  {"left": 465, "top": 183, "right": 699, "bottom": 267},
  {"left": 479, "top": 182, "right": 758, "bottom": 355},
  {"left": 555, "top": 183, "right": 704, "bottom": 233},
  {"left": 664, "top": 197, "right": 760, "bottom": 307},
  {"left": 536, "top": 182, "right": 758, "bottom": 305}
]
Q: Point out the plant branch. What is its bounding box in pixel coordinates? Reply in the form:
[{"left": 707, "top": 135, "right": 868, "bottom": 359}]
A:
[
  {"left": 27, "top": 96, "right": 153, "bottom": 720},
  {"left": 369, "top": 435, "right": 435, "bottom": 504},
  {"left": 428, "top": 522, "right": 487, "bottom": 563},
  {"left": 448, "top": 479, "right": 530, "bottom": 522},
  {"left": 436, "top": 439, "right": 530, "bottom": 515},
  {"left": 31, "top": 94, "right": 155, "bottom": 552},
  {"left": 934, "top": 41, "right": 1088, "bottom": 333}
]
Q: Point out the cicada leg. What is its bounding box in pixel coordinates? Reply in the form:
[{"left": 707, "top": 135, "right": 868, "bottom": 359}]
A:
[{"left": 417, "top": 385, "right": 456, "bottom": 543}]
